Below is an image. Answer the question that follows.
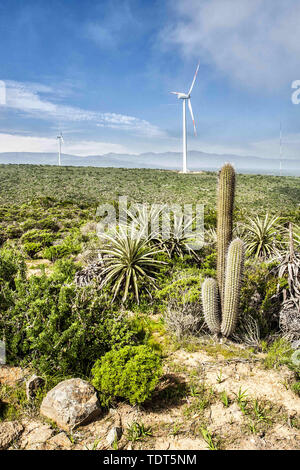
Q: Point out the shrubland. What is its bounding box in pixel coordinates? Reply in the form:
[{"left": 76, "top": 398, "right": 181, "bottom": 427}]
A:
[{"left": 0, "top": 165, "right": 299, "bottom": 415}]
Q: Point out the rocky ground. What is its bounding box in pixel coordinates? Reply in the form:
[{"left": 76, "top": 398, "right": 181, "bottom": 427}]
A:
[{"left": 0, "top": 338, "right": 299, "bottom": 451}]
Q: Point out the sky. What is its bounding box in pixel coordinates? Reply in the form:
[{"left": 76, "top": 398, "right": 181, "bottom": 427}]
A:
[{"left": 1, "top": 0, "right": 300, "bottom": 160}]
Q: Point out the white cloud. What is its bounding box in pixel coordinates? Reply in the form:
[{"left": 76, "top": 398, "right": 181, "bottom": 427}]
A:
[
  {"left": 2, "top": 80, "right": 164, "bottom": 137},
  {"left": 0, "top": 132, "right": 130, "bottom": 156},
  {"left": 166, "top": 0, "right": 300, "bottom": 89}
]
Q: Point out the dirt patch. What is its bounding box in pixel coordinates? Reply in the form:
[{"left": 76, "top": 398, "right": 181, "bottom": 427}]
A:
[{"left": 26, "top": 259, "right": 53, "bottom": 278}]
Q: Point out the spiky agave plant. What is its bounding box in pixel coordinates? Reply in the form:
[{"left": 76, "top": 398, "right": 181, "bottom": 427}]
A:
[
  {"left": 100, "top": 226, "right": 165, "bottom": 304},
  {"left": 277, "top": 222, "right": 300, "bottom": 302},
  {"left": 160, "top": 213, "right": 201, "bottom": 262},
  {"left": 125, "top": 203, "right": 165, "bottom": 242},
  {"left": 289, "top": 223, "right": 300, "bottom": 249},
  {"left": 243, "top": 213, "right": 283, "bottom": 259},
  {"left": 125, "top": 205, "right": 200, "bottom": 261}
]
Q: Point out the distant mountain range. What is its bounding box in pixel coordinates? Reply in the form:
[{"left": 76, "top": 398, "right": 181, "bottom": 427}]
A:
[{"left": 0, "top": 151, "right": 299, "bottom": 176}]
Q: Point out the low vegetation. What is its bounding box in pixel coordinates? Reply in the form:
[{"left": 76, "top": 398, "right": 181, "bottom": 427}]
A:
[{"left": 0, "top": 164, "right": 299, "bottom": 450}]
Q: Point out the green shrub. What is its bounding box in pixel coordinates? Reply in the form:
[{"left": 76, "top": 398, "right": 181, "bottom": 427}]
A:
[
  {"left": 200, "top": 251, "right": 217, "bottom": 277},
  {"left": 0, "top": 278, "right": 139, "bottom": 376},
  {"left": 156, "top": 267, "right": 203, "bottom": 306},
  {"left": 0, "top": 247, "right": 26, "bottom": 310},
  {"left": 292, "top": 382, "right": 300, "bottom": 396},
  {"left": 239, "top": 260, "right": 282, "bottom": 336},
  {"left": 23, "top": 241, "right": 43, "bottom": 258},
  {"left": 43, "top": 230, "right": 82, "bottom": 261},
  {"left": 92, "top": 345, "right": 162, "bottom": 406},
  {"left": 43, "top": 244, "right": 69, "bottom": 261},
  {"left": 51, "top": 258, "right": 81, "bottom": 282},
  {"left": 5, "top": 224, "right": 23, "bottom": 239},
  {"left": 21, "top": 229, "right": 56, "bottom": 246},
  {"left": 37, "top": 217, "right": 60, "bottom": 231},
  {"left": 264, "top": 338, "right": 293, "bottom": 369},
  {"left": 21, "top": 217, "right": 60, "bottom": 232},
  {"left": 0, "top": 247, "right": 26, "bottom": 285},
  {"left": 21, "top": 218, "right": 39, "bottom": 232}
]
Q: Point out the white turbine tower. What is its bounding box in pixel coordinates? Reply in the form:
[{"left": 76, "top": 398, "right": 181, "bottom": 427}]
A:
[
  {"left": 279, "top": 121, "right": 282, "bottom": 177},
  {"left": 171, "top": 63, "right": 199, "bottom": 173},
  {"left": 57, "top": 132, "right": 64, "bottom": 166}
]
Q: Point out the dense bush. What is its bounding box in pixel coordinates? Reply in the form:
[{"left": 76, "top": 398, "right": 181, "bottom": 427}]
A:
[
  {"left": 43, "top": 231, "right": 83, "bottom": 260},
  {"left": 0, "top": 272, "right": 141, "bottom": 376},
  {"left": 0, "top": 247, "right": 26, "bottom": 285},
  {"left": 21, "top": 229, "right": 57, "bottom": 246},
  {"left": 23, "top": 241, "right": 43, "bottom": 258},
  {"left": 239, "top": 260, "right": 283, "bottom": 336},
  {"left": 43, "top": 244, "right": 70, "bottom": 261},
  {"left": 0, "top": 247, "right": 26, "bottom": 310},
  {"left": 156, "top": 267, "right": 203, "bottom": 306},
  {"left": 92, "top": 345, "right": 162, "bottom": 406}
]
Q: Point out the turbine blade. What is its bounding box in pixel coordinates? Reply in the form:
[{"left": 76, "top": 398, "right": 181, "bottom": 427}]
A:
[
  {"left": 170, "top": 91, "right": 181, "bottom": 95},
  {"left": 188, "top": 99, "right": 197, "bottom": 136},
  {"left": 188, "top": 63, "right": 199, "bottom": 95}
]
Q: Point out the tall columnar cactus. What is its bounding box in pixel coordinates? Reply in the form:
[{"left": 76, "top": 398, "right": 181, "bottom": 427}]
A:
[
  {"left": 216, "top": 163, "right": 235, "bottom": 309},
  {"left": 201, "top": 278, "right": 220, "bottom": 334},
  {"left": 221, "top": 238, "right": 244, "bottom": 337}
]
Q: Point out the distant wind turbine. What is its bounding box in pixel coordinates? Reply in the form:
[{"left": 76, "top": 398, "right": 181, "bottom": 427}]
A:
[
  {"left": 279, "top": 122, "right": 282, "bottom": 177},
  {"left": 57, "top": 132, "right": 64, "bottom": 166},
  {"left": 170, "top": 63, "right": 199, "bottom": 173}
]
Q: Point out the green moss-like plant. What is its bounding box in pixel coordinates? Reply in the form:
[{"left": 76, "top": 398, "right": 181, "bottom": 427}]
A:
[{"left": 92, "top": 345, "right": 162, "bottom": 406}]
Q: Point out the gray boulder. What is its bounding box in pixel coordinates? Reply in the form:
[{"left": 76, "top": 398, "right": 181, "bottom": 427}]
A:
[{"left": 40, "top": 378, "right": 101, "bottom": 432}]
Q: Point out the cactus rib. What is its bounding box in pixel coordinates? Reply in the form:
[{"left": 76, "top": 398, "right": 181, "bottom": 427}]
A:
[
  {"left": 216, "top": 163, "right": 235, "bottom": 309},
  {"left": 202, "top": 278, "right": 220, "bottom": 334},
  {"left": 221, "top": 238, "right": 244, "bottom": 337}
]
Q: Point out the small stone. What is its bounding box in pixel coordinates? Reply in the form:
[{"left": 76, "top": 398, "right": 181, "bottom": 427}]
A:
[
  {"left": 291, "top": 339, "right": 300, "bottom": 350},
  {"left": 23, "top": 423, "right": 54, "bottom": 450},
  {"left": 106, "top": 426, "right": 122, "bottom": 446},
  {"left": 46, "top": 432, "right": 72, "bottom": 450},
  {"left": 0, "top": 421, "right": 24, "bottom": 450},
  {"left": 40, "top": 378, "right": 101, "bottom": 432},
  {"left": 26, "top": 374, "right": 45, "bottom": 400},
  {"left": 0, "top": 366, "right": 28, "bottom": 387}
]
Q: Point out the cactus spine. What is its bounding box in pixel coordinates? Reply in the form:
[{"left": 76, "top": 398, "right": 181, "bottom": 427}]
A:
[
  {"left": 216, "top": 163, "right": 235, "bottom": 309},
  {"left": 221, "top": 238, "right": 244, "bottom": 337},
  {"left": 202, "top": 278, "right": 220, "bottom": 334}
]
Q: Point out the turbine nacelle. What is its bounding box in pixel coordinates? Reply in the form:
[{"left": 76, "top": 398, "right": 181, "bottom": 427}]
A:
[{"left": 170, "top": 92, "right": 190, "bottom": 100}]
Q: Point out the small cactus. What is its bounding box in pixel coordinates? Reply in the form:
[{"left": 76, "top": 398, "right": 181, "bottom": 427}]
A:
[
  {"left": 221, "top": 238, "right": 244, "bottom": 337},
  {"left": 216, "top": 163, "right": 235, "bottom": 309},
  {"left": 202, "top": 278, "right": 220, "bottom": 334}
]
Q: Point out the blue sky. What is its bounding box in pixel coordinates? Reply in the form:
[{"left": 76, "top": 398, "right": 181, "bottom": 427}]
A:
[{"left": 0, "top": 0, "right": 300, "bottom": 159}]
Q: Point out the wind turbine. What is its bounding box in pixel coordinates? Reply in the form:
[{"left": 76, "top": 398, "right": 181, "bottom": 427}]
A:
[
  {"left": 279, "top": 121, "right": 282, "bottom": 177},
  {"left": 171, "top": 63, "right": 199, "bottom": 173},
  {"left": 57, "top": 132, "right": 64, "bottom": 166}
]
